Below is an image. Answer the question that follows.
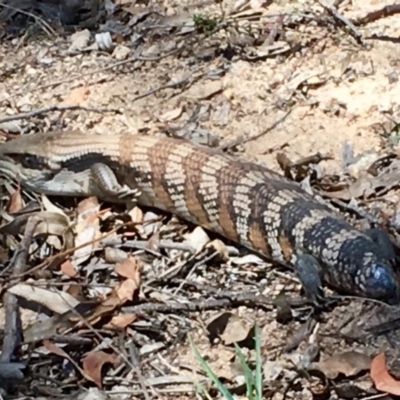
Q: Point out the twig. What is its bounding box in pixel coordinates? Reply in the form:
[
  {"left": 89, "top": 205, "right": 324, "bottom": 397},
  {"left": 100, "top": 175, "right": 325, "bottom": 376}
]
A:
[
  {"left": 318, "top": 0, "right": 364, "bottom": 45},
  {"left": 220, "top": 109, "right": 292, "bottom": 151},
  {"left": 178, "top": 279, "right": 310, "bottom": 307},
  {"left": 0, "top": 218, "right": 162, "bottom": 282},
  {"left": 123, "top": 289, "right": 311, "bottom": 315},
  {"left": 126, "top": 342, "right": 153, "bottom": 400},
  {"left": 0, "top": 104, "right": 122, "bottom": 124},
  {"left": 123, "top": 297, "right": 250, "bottom": 314},
  {"left": 0, "top": 217, "right": 41, "bottom": 362},
  {"left": 101, "top": 237, "right": 240, "bottom": 256},
  {"left": 130, "top": 68, "right": 206, "bottom": 104},
  {"left": 0, "top": 216, "right": 41, "bottom": 387},
  {"left": 353, "top": 4, "right": 400, "bottom": 26},
  {"left": 51, "top": 335, "right": 93, "bottom": 345},
  {"left": 329, "top": 198, "right": 381, "bottom": 225},
  {"left": 0, "top": 49, "right": 180, "bottom": 105}
]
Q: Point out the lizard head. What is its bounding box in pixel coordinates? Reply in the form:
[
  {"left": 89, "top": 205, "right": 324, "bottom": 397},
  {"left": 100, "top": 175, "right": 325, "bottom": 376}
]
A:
[{"left": 353, "top": 258, "right": 400, "bottom": 304}]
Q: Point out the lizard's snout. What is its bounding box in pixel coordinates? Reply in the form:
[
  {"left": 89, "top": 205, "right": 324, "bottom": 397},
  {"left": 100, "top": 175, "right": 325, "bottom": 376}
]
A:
[{"left": 358, "top": 262, "right": 399, "bottom": 303}]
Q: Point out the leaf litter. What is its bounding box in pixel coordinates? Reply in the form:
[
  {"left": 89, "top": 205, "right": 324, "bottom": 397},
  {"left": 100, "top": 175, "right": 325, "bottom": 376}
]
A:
[{"left": 1, "top": 0, "right": 400, "bottom": 399}]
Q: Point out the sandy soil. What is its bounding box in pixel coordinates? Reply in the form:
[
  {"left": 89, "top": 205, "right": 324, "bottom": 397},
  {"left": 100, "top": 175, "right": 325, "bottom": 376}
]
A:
[{"left": 1, "top": 0, "right": 400, "bottom": 398}]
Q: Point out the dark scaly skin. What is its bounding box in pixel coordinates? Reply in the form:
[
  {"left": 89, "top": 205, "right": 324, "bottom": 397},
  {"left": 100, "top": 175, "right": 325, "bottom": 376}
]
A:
[{"left": 0, "top": 130, "right": 398, "bottom": 301}]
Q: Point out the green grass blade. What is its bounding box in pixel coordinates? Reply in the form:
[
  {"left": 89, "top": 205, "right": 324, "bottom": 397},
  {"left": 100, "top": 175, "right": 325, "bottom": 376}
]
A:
[
  {"left": 189, "top": 335, "right": 234, "bottom": 400},
  {"left": 254, "top": 325, "right": 263, "bottom": 399},
  {"left": 234, "top": 342, "right": 255, "bottom": 399}
]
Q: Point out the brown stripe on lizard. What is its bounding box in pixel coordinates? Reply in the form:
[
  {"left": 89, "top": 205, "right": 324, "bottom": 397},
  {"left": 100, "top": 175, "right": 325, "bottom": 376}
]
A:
[
  {"left": 140, "top": 136, "right": 178, "bottom": 211},
  {"left": 180, "top": 144, "right": 227, "bottom": 232}
]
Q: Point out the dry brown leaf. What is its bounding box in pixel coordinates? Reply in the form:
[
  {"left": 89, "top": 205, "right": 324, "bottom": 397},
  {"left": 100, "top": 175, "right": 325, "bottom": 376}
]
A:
[
  {"left": 184, "top": 226, "right": 210, "bottom": 253},
  {"left": 116, "top": 278, "right": 138, "bottom": 303},
  {"left": 207, "top": 239, "right": 229, "bottom": 261},
  {"left": 8, "top": 188, "right": 22, "bottom": 213},
  {"left": 371, "top": 352, "right": 400, "bottom": 396},
  {"left": 74, "top": 198, "right": 102, "bottom": 266},
  {"left": 159, "top": 107, "right": 183, "bottom": 122},
  {"left": 104, "top": 247, "right": 129, "bottom": 263},
  {"left": 65, "top": 283, "right": 81, "bottom": 298},
  {"left": 62, "top": 86, "right": 90, "bottom": 105},
  {"left": 41, "top": 195, "right": 69, "bottom": 217},
  {"left": 105, "top": 313, "right": 137, "bottom": 329},
  {"left": 220, "top": 315, "right": 253, "bottom": 345},
  {"left": 82, "top": 351, "right": 116, "bottom": 389},
  {"left": 317, "top": 351, "right": 371, "bottom": 379},
  {"left": 76, "top": 197, "right": 100, "bottom": 219},
  {"left": 206, "top": 312, "right": 253, "bottom": 345},
  {"left": 115, "top": 256, "right": 141, "bottom": 280},
  {"left": 60, "top": 260, "right": 78, "bottom": 278},
  {"left": 43, "top": 340, "right": 68, "bottom": 358},
  {"left": 70, "top": 298, "right": 118, "bottom": 327},
  {"left": 8, "top": 283, "right": 80, "bottom": 314},
  {"left": 68, "top": 30, "right": 91, "bottom": 52},
  {"left": 146, "top": 231, "right": 160, "bottom": 251},
  {"left": 102, "top": 293, "right": 123, "bottom": 307},
  {"left": 128, "top": 206, "right": 144, "bottom": 224}
]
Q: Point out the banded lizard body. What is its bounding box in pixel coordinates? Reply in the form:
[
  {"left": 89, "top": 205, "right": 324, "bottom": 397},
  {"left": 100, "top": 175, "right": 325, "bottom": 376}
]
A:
[{"left": 0, "top": 130, "right": 398, "bottom": 302}]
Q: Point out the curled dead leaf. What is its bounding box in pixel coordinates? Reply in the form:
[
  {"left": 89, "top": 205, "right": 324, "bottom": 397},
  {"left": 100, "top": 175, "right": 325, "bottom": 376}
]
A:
[
  {"left": 82, "top": 351, "right": 116, "bottom": 388},
  {"left": 41, "top": 195, "right": 69, "bottom": 217},
  {"left": 128, "top": 206, "right": 144, "bottom": 224},
  {"left": 207, "top": 312, "right": 253, "bottom": 345},
  {"left": 44, "top": 340, "right": 71, "bottom": 358},
  {"left": 159, "top": 107, "right": 183, "bottom": 122},
  {"left": 371, "top": 352, "right": 400, "bottom": 396},
  {"left": 74, "top": 198, "right": 102, "bottom": 266},
  {"left": 115, "top": 256, "right": 141, "bottom": 280},
  {"left": 8, "top": 187, "right": 22, "bottom": 213},
  {"left": 116, "top": 278, "right": 139, "bottom": 303},
  {"left": 76, "top": 197, "right": 100, "bottom": 221},
  {"left": 60, "top": 260, "right": 78, "bottom": 278}
]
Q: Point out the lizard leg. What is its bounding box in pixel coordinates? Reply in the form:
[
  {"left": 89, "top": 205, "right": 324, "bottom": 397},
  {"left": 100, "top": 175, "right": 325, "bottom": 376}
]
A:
[
  {"left": 365, "top": 228, "right": 396, "bottom": 262},
  {"left": 294, "top": 254, "right": 325, "bottom": 306},
  {"left": 90, "top": 163, "right": 141, "bottom": 200}
]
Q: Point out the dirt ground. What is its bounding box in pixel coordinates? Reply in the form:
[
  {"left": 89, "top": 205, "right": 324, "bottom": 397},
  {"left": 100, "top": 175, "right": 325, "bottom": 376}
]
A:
[{"left": 1, "top": 0, "right": 400, "bottom": 399}]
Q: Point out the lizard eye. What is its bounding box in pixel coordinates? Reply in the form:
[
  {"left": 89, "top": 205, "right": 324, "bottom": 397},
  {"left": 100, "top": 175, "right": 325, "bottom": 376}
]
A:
[{"left": 20, "top": 154, "right": 44, "bottom": 169}]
